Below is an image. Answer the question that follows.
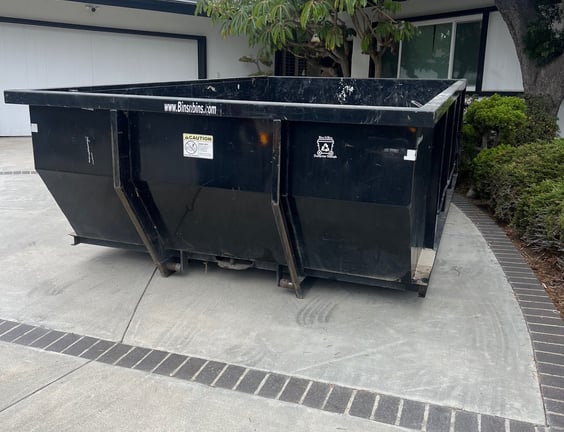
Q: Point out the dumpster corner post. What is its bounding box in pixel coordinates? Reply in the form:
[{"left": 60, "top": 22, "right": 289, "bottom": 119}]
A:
[
  {"left": 271, "top": 119, "right": 305, "bottom": 299},
  {"left": 109, "top": 109, "right": 176, "bottom": 277}
]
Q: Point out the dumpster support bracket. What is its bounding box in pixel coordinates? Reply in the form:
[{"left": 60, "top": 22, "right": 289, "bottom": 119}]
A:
[
  {"left": 110, "top": 110, "right": 175, "bottom": 277},
  {"left": 271, "top": 119, "right": 305, "bottom": 299}
]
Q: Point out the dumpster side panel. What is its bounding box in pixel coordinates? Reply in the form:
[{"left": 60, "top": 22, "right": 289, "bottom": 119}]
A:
[
  {"left": 134, "top": 112, "right": 285, "bottom": 263},
  {"left": 135, "top": 112, "right": 273, "bottom": 192},
  {"left": 288, "top": 122, "right": 415, "bottom": 281},
  {"left": 288, "top": 123, "right": 416, "bottom": 205},
  {"left": 147, "top": 183, "right": 285, "bottom": 263},
  {"left": 30, "top": 107, "right": 142, "bottom": 245},
  {"left": 293, "top": 197, "right": 412, "bottom": 281}
]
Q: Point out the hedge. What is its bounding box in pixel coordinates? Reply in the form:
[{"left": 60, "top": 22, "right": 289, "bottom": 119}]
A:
[
  {"left": 514, "top": 180, "right": 564, "bottom": 261},
  {"left": 472, "top": 139, "right": 564, "bottom": 267}
]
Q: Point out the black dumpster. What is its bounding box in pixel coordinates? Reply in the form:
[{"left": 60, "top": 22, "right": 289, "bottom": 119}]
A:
[{"left": 5, "top": 77, "right": 466, "bottom": 298}]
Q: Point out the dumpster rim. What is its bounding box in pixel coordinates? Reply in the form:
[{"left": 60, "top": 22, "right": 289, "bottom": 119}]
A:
[{"left": 4, "top": 79, "right": 466, "bottom": 128}]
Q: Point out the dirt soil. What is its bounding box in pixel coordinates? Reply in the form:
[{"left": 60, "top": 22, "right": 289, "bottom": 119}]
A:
[{"left": 502, "top": 225, "right": 564, "bottom": 317}]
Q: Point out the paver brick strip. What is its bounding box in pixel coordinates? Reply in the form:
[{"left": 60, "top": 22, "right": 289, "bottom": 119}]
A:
[
  {"left": 546, "top": 399, "right": 564, "bottom": 415},
  {"left": 194, "top": 360, "right": 226, "bottom": 385},
  {"left": 173, "top": 357, "right": 206, "bottom": 381},
  {"left": 399, "top": 399, "right": 425, "bottom": 430},
  {"left": 279, "top": 377, "right": 309, "bottom": 403},
  {"left": 534, "top": 342, "right": 564, "bottom": 355},
  {"left": 542, "top": 385, "right": 564, "bottom": 400},
  {"left": 214, "top": 365, "right": 246, "bottom": 390},
  {"left": 97, "top": 343, "right": 133, "bottom": 365},
  {"left": 29, "top": 330, "right": 66, "bottom": 349},
  {"left": 0, "top": 324, "right": 34, "bottom": 342},
  {"left": 12, "top": 327, "right": 50, "bottom": 346},
  {"left": 538, "top": 362, "right": 564, "bottom": 378},
  {"left": 80, "top": 340, "right": 115, "bottom": 360},
  {"left": 322, "top": 385, "right": 353, "bottom": 414},
  {"left": 63, "top": 336, "right": 98, "bottom": 356},
  {"left": 153, "top": 353, "right": 188, "bottom": 377},
  {"left": 236, "top": 369, "right": 267, "bottom": 394},
  {"left": 303, "top": 381, "right": 332, "bottom": 410},
  {"left": 480, "top": 414, "right": 506, "bottom": 432},
  {"left": 453, "top": 410, "right": 478, "bottom": 432},
  {"left": 116, "top": 346, "right": 151, "bottom": 368},
  {"left": 0, "top": 317, "right": 546, "bottom": 431},
  {"left": 133, "top": 350, "right": 168, "bottom": 372},
  {"left": 257, "top": 373, "right": 287, "bottom": 399},
  {"left": 427, "top": 404, "right": 451, "bottom": 432},
  {"left": 373, "top": 394, "right": 400, "bottom": 425},
  {"left": 0, "top": 320, "right": 18, "bottom": 335},
  {"left": 509, "top": 419, "right": 536, "bottom": 432},
  {"left": 45, "top": 333, "right": 81, "bottom": 353}
]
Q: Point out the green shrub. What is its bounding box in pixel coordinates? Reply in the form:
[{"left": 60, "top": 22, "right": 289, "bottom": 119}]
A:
[
  {"left": 514, "top": 179, "right": 564, "bottom": 270},
  {"left": 465, "top": 94, "right": 527, "bottom": 148},
  {"left": 472, "top": 139, "right": 564, "bottom": 223},
  {"left": 459, "top": 124, "right": 481, "bottom": 181},
  {"left": 514, "top": 180, "right": 564, "bottom": 258},
  {"left": 461, "top": 94, "right": 559, "bottom": 186},
  {"left": 522, "top": 94, "right": 560, "bottom": 143},
  {"left": 472, "top": 144, "right": 514, "bottom": 201}
]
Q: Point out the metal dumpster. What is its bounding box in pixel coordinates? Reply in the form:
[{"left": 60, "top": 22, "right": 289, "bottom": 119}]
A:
[{"left": 4, "top": 77, "right": 466, "bottom": 298}]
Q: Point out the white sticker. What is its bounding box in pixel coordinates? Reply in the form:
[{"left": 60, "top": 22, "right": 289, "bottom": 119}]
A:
[
  {"left": 404, "top": 149, "right": 417, "bottom": 161},
  {"left": 30, "top": 123, "right": 38, "bottom": 133},
  {"left": 313, "top": 136, "right": 337, "bottom": 159},
  {"left": 183, "top": 133, "right": 213, "bottom": 160}
]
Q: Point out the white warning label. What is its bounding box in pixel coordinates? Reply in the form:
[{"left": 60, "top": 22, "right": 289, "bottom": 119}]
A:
[{"left": 183, "top": 133, "right": 213, "bottom": 160}]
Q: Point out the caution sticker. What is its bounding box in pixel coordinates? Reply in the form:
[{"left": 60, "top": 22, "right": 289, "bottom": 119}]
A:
[{"left": 183, "top": 133, "right": 213, "bottom": 160}]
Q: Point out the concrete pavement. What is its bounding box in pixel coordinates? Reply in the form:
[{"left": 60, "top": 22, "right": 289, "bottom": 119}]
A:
[{"left": 0, "top": 137, "right": 556, "bottom": 431}]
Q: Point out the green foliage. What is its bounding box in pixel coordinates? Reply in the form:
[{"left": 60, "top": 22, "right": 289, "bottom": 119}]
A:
[
  {"left": 514, "top": 180, "right": 564, "bottom": 260},
  {"left": 465, "top": 94, "right": 527, "bottom": 147},
  {"left": 472, "top": 144, "right": 515, "bottom": 202},
  {"left": 459, "top": 124, "right": 481, "bottom": 181},
  {"left": 195, "top": 0, "right": 415, "bottom": 77},
  {"left": 472, "top": 139, "right": 564, "bottom": 264},
  {"left": 524, "top": 0, "right": 564, "bottom": 66},
  {"left": 522, "top": 94, "right": 561, "bottom": 143},
  {"left": 460, "top": 94, "right": 559, "bottom": 183}
]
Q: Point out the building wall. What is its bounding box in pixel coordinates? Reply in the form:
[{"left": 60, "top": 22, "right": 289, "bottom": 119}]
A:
[
  {"left": 482, "top": 12, "right": 524, "bottom": 92},
  {"left": 0, "top": 0, "right": 257, "bottom": 79},
  {"left": 0, "top": 0, "right": 258, "bottom": 136}
]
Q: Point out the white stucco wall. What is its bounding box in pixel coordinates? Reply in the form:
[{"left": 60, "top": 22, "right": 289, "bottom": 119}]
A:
[
  {"left": 0, "top": 0, "right": 258, "bottom": 80},
  {"left": 482, "top": 11, "right": 524, "bottom": 92},
  {"left": 350, "top": 34, "right": 370, "bottom": 78},
  {"left": 0, "top": 0, "right": 259, "bottom": 136}
]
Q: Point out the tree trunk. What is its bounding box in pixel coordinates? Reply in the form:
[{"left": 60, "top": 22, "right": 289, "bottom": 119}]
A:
[
  {"left": 339, "top": 58, "right": 351, "bottom": 77},
  {"left": 494, "top": 0, "right": 564, "bottom": 116},
  {"left": 370, "top": 54, "right": 382, "bottom": 78}
]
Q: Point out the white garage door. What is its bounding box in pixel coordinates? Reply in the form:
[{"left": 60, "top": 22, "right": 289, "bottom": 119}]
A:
[{"left": 0, "top": 22, "right": 200, "bottom": 136}]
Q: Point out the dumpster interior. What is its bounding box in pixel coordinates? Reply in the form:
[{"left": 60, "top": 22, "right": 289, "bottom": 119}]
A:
[{"left": 63, "top": 77, "right": 454, "bottom": 108}]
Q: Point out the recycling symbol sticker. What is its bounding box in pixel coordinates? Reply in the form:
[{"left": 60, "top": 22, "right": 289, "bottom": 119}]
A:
[{"left": 314, "top": 136, "right": 337, "bottom": 159}]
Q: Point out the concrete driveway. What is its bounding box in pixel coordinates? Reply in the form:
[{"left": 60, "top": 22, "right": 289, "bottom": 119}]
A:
[{"left": 0, "top": 137, "right": 559, "bottom": 431}]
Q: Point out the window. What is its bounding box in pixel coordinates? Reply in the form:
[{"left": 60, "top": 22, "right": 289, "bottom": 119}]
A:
[{"left": 383, "top": 16, "right": 482, "bottom": 89}]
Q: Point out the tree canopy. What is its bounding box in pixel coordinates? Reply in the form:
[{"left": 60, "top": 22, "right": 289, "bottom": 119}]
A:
[{"left": 196, "top": 0, "right": 415, "bottom": 77}]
